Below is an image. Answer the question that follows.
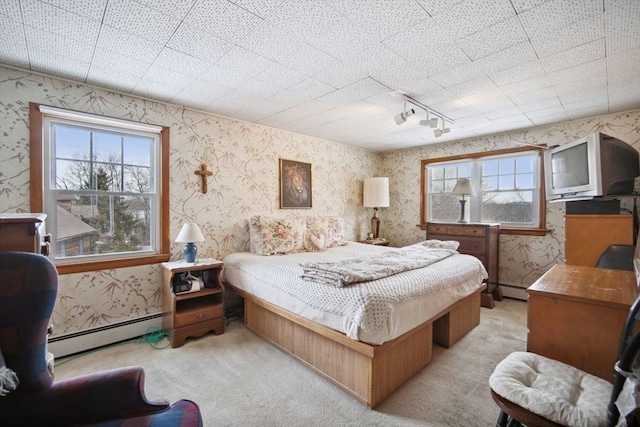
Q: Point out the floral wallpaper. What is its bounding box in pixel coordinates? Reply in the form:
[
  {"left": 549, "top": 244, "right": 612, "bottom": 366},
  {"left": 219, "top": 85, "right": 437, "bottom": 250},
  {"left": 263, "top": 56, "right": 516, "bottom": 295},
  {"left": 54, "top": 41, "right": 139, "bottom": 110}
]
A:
[
  {"left": 1, "top": 65, "right": 639, "bottom": 340},
  {"left": 0, "top": 66, "right": 378, "bottom": 337},
  {"left": 380, "top": 110, "right": 640, "bottom": 294}
]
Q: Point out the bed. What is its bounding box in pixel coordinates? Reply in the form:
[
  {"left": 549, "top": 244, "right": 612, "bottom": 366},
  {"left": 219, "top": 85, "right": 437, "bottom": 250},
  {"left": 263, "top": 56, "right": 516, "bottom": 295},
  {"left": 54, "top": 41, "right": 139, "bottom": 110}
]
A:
[{"left": 221, "top": 236, "right": 487, "bottom": 408}]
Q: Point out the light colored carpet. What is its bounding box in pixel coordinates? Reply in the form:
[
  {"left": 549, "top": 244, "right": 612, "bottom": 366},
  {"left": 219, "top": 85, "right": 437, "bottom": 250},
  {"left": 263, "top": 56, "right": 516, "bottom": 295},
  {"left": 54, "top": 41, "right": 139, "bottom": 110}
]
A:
[{"left": 55, "top": 298, "right": 527, "bottom": 426}]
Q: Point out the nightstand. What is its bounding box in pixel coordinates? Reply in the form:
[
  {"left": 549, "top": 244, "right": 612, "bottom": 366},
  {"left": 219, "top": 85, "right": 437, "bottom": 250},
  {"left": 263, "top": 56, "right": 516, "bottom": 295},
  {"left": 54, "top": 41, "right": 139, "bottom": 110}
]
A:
[
  {"left": 359, "top": 239, "right": 390, "bottom": 246},
  {"left": 161, "top": 258, "right": 225, "bottom": 348}
]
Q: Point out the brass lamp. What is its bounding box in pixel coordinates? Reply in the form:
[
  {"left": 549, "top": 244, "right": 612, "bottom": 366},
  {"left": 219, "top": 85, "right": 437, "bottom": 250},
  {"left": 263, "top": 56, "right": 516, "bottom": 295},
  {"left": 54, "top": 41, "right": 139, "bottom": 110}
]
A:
[
  {"left": 363, "top": 177, "right": 390, "bottom": 239},
  {"left": 451, "top": 178, "right": 475, "bottom": 223}
]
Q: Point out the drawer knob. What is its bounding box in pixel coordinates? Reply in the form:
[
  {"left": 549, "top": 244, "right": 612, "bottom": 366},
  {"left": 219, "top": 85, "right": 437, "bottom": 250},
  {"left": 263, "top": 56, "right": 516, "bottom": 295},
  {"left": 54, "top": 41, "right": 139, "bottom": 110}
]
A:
[{"left": 196, "top": 313, "right": 205, "bottom": 319}]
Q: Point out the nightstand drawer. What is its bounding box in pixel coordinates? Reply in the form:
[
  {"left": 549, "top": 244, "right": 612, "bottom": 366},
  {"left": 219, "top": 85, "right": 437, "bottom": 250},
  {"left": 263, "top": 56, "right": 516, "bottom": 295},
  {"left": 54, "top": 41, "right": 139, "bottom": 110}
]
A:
[{"left": 175, "top": 304, "right": 223, "bottom": 328}]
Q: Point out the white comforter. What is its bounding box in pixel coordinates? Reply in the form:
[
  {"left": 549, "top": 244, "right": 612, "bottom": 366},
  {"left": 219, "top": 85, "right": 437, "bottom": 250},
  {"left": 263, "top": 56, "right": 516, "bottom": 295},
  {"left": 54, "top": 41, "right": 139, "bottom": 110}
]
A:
[{"left": 222, "top": 242, "right": 487, "bottom": 344}]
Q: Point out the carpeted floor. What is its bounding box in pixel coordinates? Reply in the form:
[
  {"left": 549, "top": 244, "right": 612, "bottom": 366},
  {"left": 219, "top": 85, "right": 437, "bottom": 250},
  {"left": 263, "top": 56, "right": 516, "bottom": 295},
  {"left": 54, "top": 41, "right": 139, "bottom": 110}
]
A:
[{"left": 55, "top": 298, "right": 527, "bottom": 426}]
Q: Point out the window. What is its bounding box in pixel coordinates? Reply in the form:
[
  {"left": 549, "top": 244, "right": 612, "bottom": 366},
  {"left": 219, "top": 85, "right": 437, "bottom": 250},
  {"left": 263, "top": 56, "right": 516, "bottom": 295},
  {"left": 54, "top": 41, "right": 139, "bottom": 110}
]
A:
[
  {"left": 30, "top": 103, "right": 170, "bottom": 274},
  {"left": 420, "top": 146, "right": 547, "bottom": 235}
]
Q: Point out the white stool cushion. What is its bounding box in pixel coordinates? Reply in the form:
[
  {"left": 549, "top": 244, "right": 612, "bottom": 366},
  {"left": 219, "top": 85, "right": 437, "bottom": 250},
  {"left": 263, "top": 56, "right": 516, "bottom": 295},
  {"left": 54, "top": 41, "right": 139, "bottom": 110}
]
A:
[{"left": 489, "top": 351, "right": 612, "bottom": 427}]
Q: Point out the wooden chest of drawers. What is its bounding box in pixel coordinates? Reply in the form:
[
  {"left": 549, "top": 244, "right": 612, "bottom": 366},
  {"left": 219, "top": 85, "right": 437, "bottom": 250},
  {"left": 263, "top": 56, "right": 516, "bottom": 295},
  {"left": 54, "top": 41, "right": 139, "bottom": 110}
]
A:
[{"left": 426, "top": 222, "right": 501, "bottom": 308}]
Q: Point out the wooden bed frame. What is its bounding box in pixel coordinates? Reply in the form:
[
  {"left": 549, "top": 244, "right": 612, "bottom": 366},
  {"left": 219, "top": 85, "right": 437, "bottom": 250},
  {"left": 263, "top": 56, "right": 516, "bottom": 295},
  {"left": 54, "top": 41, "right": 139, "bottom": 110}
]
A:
[{"left": 225, "top": 283, "right": 484, "bottom": 408}]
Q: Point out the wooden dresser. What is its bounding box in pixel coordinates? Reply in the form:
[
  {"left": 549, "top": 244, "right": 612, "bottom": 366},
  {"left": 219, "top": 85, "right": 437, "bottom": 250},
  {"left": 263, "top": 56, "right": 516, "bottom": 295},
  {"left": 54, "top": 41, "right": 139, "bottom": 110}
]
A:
[
  {"left": 0, "top": 213, "right": 50, "bottom": 255},
  {"left": 426, "top": 222, "right": 501, "bottom": 308},
  {"left": 527, "top": 264, "right": 638, "bottom": 381}
]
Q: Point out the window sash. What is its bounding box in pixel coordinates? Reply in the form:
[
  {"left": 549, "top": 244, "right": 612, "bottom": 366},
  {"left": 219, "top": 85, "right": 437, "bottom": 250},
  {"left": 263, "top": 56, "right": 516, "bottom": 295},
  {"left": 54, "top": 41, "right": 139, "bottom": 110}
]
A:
[
  {"left": 424, "top": 149, "right": 543, "bottom": 229},
  {"left": 42, "top": 114, "right": 161, "bottom": 264}
]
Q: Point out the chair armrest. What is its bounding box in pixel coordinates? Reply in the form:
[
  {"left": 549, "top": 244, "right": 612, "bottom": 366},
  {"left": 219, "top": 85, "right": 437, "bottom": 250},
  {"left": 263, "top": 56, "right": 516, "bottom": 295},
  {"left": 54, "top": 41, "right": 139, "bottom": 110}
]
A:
[{"left": 1, "top": 366, "right": 170, "bottom": 426}]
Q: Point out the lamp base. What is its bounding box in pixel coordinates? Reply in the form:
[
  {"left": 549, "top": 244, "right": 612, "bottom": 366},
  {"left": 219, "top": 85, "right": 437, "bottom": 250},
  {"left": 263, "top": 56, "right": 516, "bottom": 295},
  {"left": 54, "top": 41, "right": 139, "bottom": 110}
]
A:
[
  {"left": 183, "top": 243, "right": 198, "bottom": 263},
  {"left": 458, "top": 199, "right": 468, "bottom": 223},
  {"left": 370, "top": 208, "right": 380, "bottom": 239}
]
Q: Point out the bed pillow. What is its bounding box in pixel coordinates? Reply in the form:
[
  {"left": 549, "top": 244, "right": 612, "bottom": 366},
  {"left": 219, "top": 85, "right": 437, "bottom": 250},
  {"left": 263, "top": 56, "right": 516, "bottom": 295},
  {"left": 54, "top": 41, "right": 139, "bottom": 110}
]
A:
[
  {"left": 303, "top": 226, "right": 328, "bottom": 252},
  {"left": 249, "top": 216, "right": 306, "bottom": 255},
  {"left": 306, "top": 217, "right": 348, "bottom": 248},
  {"left": 0, "top": 348, "right": 19, "bottom": 396},
  {"left": 421, "top": 239, "right": 460, "bottom": 250}
]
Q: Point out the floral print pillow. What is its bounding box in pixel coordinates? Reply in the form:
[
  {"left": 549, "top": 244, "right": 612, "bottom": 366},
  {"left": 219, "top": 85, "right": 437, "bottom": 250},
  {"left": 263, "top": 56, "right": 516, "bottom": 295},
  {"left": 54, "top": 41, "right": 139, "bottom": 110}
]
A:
[
  {"left": 306, "top": 216, "right": 348, "bottom": 248},
  {"left": 249, "top": 216, "right": 306, "bottom": 255}
]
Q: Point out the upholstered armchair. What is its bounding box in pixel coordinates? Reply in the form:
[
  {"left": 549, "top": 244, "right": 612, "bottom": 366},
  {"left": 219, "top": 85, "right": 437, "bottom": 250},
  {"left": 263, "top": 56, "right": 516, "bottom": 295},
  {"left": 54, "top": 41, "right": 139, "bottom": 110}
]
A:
[{"left": 0, "top": 251, "right": 203, "bottom": 426}]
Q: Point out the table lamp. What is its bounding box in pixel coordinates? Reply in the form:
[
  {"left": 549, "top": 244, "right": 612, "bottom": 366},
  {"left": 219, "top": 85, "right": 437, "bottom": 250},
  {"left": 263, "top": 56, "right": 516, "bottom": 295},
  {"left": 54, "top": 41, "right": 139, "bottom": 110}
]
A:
[
  {"left": 175, "top": 223, "right": 205, "bottom": 263},
  {"left": 363, "top": 177, "right": 390, "bottom": 239},
  {"left": 452, "top": 178, "right": 475, "bottom": 223}
]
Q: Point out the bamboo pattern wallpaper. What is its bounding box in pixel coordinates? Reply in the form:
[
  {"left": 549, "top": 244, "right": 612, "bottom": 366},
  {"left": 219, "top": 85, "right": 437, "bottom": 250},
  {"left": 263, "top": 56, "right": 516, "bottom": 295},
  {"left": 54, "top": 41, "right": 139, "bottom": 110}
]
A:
[{"left": 1, "top": 65, "right": 639, "bottom": 337}]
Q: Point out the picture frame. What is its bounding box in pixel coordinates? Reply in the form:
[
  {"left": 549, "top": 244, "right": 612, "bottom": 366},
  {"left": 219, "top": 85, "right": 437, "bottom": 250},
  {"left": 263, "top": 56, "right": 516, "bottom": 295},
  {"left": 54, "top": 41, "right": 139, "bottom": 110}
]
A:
[{"left": 279, "top": 158, "right": 312, "bottom": 209}]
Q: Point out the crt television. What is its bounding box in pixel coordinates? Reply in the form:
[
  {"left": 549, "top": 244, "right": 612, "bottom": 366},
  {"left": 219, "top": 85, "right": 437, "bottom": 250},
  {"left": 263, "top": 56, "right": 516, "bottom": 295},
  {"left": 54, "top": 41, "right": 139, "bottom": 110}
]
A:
[{"left": 545, "top": 132, "right": 640, "bottom": 201}]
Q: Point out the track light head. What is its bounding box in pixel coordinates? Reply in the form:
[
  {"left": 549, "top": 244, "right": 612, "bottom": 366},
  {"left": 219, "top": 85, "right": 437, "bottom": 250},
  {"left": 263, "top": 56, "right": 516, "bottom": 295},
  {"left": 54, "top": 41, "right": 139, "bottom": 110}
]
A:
[
  {"left": 394, "top": 108, "right": 415, "bottom": 125},
  {"left": 433, "top": 121, "right": 450, "bottom": 137},
  {"left": 419, "top": 117, "right": 439, "bottom": 128}
]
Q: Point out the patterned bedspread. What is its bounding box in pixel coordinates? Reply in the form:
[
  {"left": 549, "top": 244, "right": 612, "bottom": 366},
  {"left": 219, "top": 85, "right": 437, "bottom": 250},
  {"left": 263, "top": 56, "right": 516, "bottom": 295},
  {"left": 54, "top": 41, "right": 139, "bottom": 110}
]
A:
[
  {"left": 300, "top": 245, "right": 457, "bottom": 287},
  {"left": 222, "top": 242, "right": 488, "bottom": 336}
]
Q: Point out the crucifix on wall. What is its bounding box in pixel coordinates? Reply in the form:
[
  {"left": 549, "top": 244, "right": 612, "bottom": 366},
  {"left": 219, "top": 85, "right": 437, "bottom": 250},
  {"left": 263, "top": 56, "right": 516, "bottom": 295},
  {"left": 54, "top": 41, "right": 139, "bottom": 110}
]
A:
[{"left": 195, "top": 163, "right": 213, "bottom": 194}]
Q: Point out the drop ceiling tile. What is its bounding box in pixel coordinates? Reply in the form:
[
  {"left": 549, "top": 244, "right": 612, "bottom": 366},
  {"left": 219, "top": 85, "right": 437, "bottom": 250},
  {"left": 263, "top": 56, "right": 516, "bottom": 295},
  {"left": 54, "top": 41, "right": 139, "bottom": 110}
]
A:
[
  {"left": 30, "top": 57, "right": 90, "bottom": 81},
  {"left": 230, "top": 0, "right": 284, "bottom": 18},
  {"left": 411, "top": 42, "right": 471, "bottom": 77},
  {"left": 415, "top": 0, "right": 466, "bottom": 16},
  {"left": 453, "top": 114, "right": 491, "bottom": 127},
  {"left": 556, "top": 84, "right": 607, "bottom": 105},
  {"left": 96, "top": 25, "right": 163, "bottom": 64},
  {"left": 429, "top": 62, "right": 486, "bottom": 88},
  {"left": 484, "top": 107, "right": 524, "bottom": 120},
  {"left": 565, "top": 105, "right": 609, "bottom": 120},
  {"left": 24, "top": 26, "right": 94, "bottom": 63},
  {"left": 133, "top": 79, "right": 183, "bottom": 102},
  {"left": 153, "top": 48, "right": 213, "bottom": 79},
  {"left": 499, "top": 75, "right": 552, "bottom": 96},
  {"left": 104, "top": 0, "right": 181, "bottom": 44},
  {"left": 524, "top": 105, "right": 566, "bottom": 120},
  {"left": 254, "top": 62, "right": 308, "bottom": 90},
  {"left": 415, "top": 88, "right": 459, "bottom": 106},
  {"left": 86, "top": 67, "right": 141, "bottom": 92},
  {"left": 177, "top": 79, "right": 233, "bottom": 100},
  {"left": 0, "top": 14, "right": 29, "bottom": 68},
  {"left": 457, "top": 16, "right": 528, "bottom": 60},
  {"left": 448, "top": 76, "right": 499, "bottom": 98},
  {"left": 39, "top": 0, "right": 108, "bottom": 21},
  {"left": 141, "top": 65, "right": 194, "bottom": 89},
  {"left": 518, "top": 0, "right": 601, "bottom": 38},
  {"left": 529, "top": 112, "right": 569, "bottom": 126},
  {"left": 286, "top": 78, "right": 335, "bottom": 101},
  {"left": 432, "top": 0, "right": 515, "bottom": 40},
  {"left": 21, "top": 0, "right": 101, "bottom": 43},
  {"left": 167, "top": 23, "right": 234, "bottom": 63},
  {"left": 1, "top": 0, "right": 22, "bottom": 21},
  {"left": 474, "top": 42, "right": 538, "bottom": 75},
  {"left": 136, "top": 0, "right": 196, "bottom": 19},
  {"left": 266, "top": 0, "right": 346, "bottom": 39},
  {"left": 507, "top": 86, "right": 558, "bottom": 105},
  {"left": 562, "top": 95, "right": 608, "bottom": 112},
  {"left": 382, "top": 18, "right": 453, "bottom": 62},
  {"left": 490, "top": 60, "right": 546, "bottom": 86},
  {"left": 313, "top": 63, "right": 368, "bottom": 89},
  {"left": 325, "top": 0, "right": 431, "bottom": 40},
  {"left": 604, "top": 0, "right": 640, "bottom": 37},
  {"left": 510, "top": 0, "right": 548, "bottom": 13},
  {"left": 516, "top": 96, "right": 562, "bottom": 113},
  {"left": 91, "top": 48, "right": 150, "bottom": 78},
  {"left": 184, "top": 0, "right": 263, "bottom": 43},
  {"left": 198, "top": 64, "right": 247, "bottom": 90},
  {"left": 547, "top": 58, "right": 606, "bottom": 87},
  {"left": 529, "top": 14, "right": 604, "bottom": 57},
  {"left": 305, "top": 24, "right": 378, "bottom": 62},
  {"left": 607, "top": 52, "right": 640, "bottom": 84},
  {"left": 314, "top": 77, "right": 388, "bottom": 108},
  {"left": 540, "top": 39, "right": 605, "bottom": 73},
  {"left": 608, "top": 95, "right": 640, "bottom": 113},
  {"left": 232, "top": 77, "right": 281, "bottom": 99},
  {"left": 462, "top": 89, "right": 515, "bottom": 113}
]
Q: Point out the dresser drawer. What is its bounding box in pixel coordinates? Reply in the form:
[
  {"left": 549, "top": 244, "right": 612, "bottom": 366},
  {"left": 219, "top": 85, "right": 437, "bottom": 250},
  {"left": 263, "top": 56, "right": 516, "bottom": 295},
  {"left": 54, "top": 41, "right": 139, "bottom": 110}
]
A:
[
  {"left": 455, "top": 236, "right": 486, "bottom": 254},
  {"left": 427, "top": 223, "right": 487, "bottom": 237},
  {"left": 175, "top": 304, "right": 223, "bottom": 328}
]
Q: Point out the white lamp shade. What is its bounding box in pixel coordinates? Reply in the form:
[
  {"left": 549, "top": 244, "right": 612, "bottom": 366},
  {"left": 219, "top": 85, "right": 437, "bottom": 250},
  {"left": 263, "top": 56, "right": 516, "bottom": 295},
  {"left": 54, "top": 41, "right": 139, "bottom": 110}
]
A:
[
  {"left": 175, "top": 223, "right": 205, "bottom": 243},
  {"left": 452, "top": 178, "right": 476, "bottom": 196},
  {"left": 363, "top": 177, "right": 390, "bottom": 207}
]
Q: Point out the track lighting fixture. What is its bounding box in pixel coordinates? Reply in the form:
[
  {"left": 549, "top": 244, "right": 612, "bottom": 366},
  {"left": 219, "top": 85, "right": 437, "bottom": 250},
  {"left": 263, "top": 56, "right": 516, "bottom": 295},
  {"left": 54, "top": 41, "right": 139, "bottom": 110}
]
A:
[
  {"left": 433, "top": 120, "right": 451, "bottom": 138},
  {"left": 419, "top": 111, "right": 439, "bottom": 128},
  {"left": 394, "top": 101, "right": 415, "bottom": 125}
]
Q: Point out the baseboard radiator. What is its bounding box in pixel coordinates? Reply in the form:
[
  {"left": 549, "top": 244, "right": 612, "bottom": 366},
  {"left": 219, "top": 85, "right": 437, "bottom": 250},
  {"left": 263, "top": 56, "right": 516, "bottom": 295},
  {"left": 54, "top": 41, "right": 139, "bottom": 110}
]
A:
[
  {"left": 498, "top": 284, "right": 528, "bottom": 301},
  {"left": 48, "top": 314, "right": 162, "bottom": 358}
]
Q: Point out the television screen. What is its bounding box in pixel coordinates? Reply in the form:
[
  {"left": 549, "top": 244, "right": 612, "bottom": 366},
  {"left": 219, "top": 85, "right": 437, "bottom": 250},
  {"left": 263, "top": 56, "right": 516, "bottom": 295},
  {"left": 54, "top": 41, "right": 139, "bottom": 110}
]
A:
[{"left": 551, "top": 142, "right": 589, "bottom": 189}]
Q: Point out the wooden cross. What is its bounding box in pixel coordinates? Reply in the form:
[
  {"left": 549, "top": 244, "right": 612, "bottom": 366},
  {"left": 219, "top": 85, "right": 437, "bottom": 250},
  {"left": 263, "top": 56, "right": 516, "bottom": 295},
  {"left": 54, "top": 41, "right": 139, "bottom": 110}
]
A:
[{"left": 195, "top": 163, "right": 213, "bottom": 194}]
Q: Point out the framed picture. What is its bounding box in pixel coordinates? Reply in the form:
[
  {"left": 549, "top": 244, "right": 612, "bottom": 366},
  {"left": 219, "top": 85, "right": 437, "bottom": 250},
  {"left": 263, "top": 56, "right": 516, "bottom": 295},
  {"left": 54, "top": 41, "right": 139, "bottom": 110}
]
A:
[{"left": 279, "top": 158, "right": 312, "bottom": 209}]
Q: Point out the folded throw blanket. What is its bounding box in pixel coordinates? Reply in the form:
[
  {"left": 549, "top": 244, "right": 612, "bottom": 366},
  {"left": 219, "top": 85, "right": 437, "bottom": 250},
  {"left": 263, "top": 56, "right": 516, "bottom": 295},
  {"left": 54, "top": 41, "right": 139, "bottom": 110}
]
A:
[{"left": 300, "top": 244, "right": 457, "bottom": 287}]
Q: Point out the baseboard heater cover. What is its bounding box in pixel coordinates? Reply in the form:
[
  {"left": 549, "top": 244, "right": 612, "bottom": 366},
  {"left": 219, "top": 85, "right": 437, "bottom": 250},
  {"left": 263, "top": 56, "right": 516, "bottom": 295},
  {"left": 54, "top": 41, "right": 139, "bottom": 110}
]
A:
[
  {"left": 498, "top": 284, "right": 528, "bottom": 301},
  {"left": 48, "top": 314, "right": 162, "bottom": 358}
]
